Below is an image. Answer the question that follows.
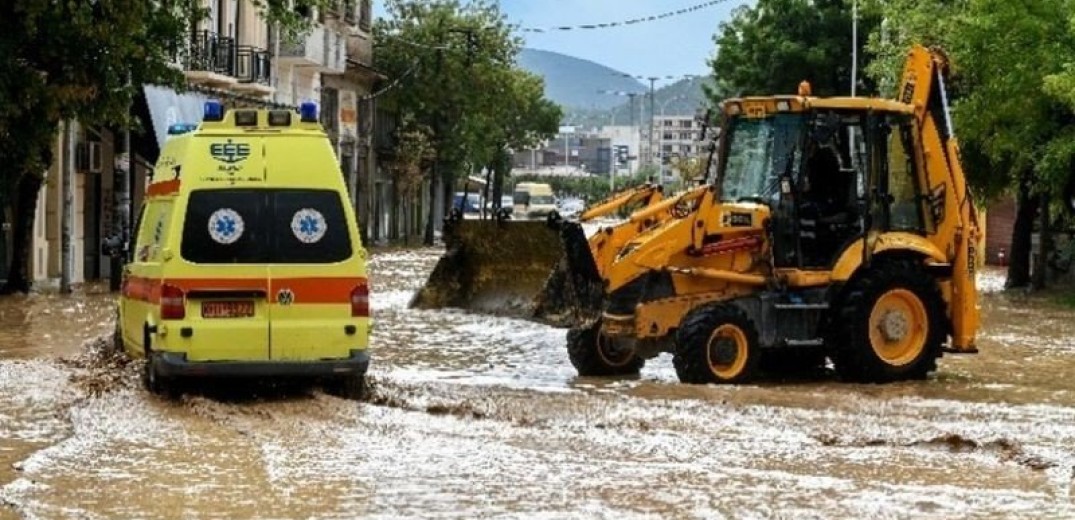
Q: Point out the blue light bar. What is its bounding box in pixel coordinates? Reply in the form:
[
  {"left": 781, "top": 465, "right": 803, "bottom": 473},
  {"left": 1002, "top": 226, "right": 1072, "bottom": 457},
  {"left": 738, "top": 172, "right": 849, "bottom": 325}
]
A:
[
  {"left": 299, "top": 101, "right": 318, "bottom": 123},
  {"left": 203, "top": 100, "right": 224, "bottom": 122},
  {"left": 167, "top": 123, "right": 198, "bottom": 135}
]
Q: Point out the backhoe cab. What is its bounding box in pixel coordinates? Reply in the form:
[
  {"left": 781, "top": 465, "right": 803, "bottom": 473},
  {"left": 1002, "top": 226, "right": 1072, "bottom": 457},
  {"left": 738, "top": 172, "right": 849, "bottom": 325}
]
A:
[{"left": 568, "top": 45, "right": 981, "bottom": 383}]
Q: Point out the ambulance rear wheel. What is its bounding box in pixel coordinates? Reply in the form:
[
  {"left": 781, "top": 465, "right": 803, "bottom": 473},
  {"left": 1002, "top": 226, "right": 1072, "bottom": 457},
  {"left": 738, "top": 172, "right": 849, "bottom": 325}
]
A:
[
  {"left": 110, "top": 307, "right": 123, "bottom": 354},
  {"left": 142, "top": 354, "right": 179, "bottom": 400},
  {"left": 327, "top": 374, "right": 367, "bottom": 401},
  {"left": 142, "top": 328, "right": 179, "bottom": 399},
  {"left": 567, "top": 321, "right": 644, "bottom": 376}
]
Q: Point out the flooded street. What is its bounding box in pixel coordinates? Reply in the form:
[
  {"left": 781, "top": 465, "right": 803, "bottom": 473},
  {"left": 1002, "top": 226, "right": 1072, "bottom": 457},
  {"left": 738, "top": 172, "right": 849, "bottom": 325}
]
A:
[{"left": 2, "top": 248, "right": 1075, "bottom": 518}]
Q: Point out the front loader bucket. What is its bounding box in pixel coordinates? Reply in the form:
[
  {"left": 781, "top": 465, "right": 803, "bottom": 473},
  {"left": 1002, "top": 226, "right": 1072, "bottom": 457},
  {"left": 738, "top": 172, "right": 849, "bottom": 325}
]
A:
[
  {"left": 532, "top": 221, "right": 605, "bottom": 328},
  {"left": 410, "top": 218, "right": 606, "bottom": 328}
]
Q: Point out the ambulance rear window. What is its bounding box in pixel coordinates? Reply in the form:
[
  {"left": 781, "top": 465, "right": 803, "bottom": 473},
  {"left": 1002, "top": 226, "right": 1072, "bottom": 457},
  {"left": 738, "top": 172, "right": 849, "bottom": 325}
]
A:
[{"left": 181, "top": 189, "right": 352, "bottom": 264}]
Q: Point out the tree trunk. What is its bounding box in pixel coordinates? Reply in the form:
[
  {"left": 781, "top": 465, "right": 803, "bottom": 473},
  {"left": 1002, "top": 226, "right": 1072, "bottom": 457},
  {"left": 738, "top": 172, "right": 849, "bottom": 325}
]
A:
[
  {"left": 424, "top": 162, "right": 436, "bottom": 245},
  {"left": 389, "top": 180, "right": 400, "bottom": 241},
  {"left": 1032, "top": 193, "right": 1051, "bottom": 290},
  {"left": 60, "top": 121, "right": 75, "bottom": 294},
  {"left": 1006, "top": 176, "right": 1038, "bottom": 289},
  {"left": 1, "top": 174, "right": 45, "bottom": 294}
]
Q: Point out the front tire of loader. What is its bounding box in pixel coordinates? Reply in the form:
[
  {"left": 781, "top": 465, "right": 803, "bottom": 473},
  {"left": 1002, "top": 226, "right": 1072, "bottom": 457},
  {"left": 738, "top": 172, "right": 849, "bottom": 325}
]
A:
[
  {"left": 829, "top": 259, "right": 945, "bottom": 383},
  {"left": 567, "top": 321, "right": 644, "bottom": 376},
  {"left": 673, "top": 304, "right": 760, "bottom": 384}
]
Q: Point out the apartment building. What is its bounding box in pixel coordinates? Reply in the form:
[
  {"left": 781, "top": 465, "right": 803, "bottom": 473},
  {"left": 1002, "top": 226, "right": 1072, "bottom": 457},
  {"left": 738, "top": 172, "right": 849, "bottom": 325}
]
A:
[
  {"left": 11, "top": 0, "right": 380, "bottom": 287},
  {"left": 655, "top": 115, "right": 703, "bottom": 182}
]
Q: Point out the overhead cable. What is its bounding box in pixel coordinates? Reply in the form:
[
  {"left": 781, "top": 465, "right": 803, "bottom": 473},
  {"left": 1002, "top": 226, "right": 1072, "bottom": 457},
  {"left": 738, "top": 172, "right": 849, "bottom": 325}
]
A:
[{"left": 518, "top": 0, "right": 731, "bottom": 33}]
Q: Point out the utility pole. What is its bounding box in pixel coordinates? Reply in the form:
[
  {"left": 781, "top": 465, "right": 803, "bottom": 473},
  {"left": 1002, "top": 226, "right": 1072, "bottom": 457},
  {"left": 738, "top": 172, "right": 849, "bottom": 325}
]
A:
[
  {"left": 851, "top": 0, "right": 858, "bottom": 97},
  {"left": 648, "top": 77, "right": 657, "bottom": 168}
]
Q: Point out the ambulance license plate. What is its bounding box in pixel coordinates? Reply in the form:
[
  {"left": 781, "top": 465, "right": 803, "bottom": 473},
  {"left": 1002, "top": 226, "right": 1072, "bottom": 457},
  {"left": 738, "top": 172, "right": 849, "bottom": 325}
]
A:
[{"left": 201, "top": 301, "right": 255, "bottom": 319}]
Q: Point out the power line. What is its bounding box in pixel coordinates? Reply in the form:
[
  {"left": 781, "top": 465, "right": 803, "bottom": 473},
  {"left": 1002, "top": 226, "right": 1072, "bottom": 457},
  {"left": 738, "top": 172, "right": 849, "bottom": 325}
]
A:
[
  {"left": 362, "top": 60, "right": 421, "bottom": 101},
  {"left": 518, "top": 0, "right": 732, "bottom": 33},
  {"left": 387, "top": 36, "right": 452, "bottom": 52}
]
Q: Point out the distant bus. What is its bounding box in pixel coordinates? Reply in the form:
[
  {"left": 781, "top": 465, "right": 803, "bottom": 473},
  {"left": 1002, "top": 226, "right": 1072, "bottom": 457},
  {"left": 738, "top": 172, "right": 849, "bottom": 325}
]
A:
[{"left": 513, "top": 183, "right": 556, "bottom": 219}]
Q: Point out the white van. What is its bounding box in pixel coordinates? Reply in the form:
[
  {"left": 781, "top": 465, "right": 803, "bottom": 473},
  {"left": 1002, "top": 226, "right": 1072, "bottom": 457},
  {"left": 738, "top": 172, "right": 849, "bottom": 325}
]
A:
[{"left": 513, "top": 183, "right": 557, "bottom": 219}]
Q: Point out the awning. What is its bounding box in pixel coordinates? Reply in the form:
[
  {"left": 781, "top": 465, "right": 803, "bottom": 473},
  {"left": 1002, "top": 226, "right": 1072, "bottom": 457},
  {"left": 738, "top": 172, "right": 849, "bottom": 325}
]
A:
[{"left": 142, "top": 85, "right": 211, "bottom": 150}]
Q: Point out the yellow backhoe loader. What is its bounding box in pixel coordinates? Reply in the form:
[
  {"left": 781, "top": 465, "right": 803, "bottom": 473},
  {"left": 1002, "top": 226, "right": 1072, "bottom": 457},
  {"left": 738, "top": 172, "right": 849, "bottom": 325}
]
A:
[
  {"left": 563, "top": 44, "right": 980, "bottom": 382},
  {"left": 415, "top": 44, "right": 980, "bottom": 384}
]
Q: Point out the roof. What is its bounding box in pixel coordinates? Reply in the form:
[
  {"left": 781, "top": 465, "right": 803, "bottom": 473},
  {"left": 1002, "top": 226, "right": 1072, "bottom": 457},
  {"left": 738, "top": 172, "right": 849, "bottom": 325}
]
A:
[{"left": 722, "top": 95, "right": 915, "bottom": 117}]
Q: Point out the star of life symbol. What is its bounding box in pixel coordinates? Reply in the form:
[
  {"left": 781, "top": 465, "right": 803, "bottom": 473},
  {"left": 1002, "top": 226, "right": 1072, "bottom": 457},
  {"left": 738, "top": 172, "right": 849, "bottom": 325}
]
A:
[
  {"left": 291, "top": 208, "right": 327, "bottom": 244},
  {"left": 208, "top": 208, "right": 244, "bottom": 245}
]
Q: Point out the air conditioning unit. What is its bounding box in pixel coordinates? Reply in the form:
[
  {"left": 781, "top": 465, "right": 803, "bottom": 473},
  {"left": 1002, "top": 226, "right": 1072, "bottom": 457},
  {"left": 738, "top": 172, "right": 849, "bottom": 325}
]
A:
[{"left": 76, "top": 141, "right": 102, "bottom": 173}]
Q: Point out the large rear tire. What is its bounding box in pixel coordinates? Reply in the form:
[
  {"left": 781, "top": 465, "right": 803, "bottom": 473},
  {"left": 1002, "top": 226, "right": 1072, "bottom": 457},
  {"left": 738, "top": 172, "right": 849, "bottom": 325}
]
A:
[
  {"left": 567, "top": 321, "right": 644, "bottom": 376},
  {"left": 673, "top": 304, "right": 760, "bottom": 384},
  {"left": 829, "top": 259, "right": 945, "bottom": 382}
]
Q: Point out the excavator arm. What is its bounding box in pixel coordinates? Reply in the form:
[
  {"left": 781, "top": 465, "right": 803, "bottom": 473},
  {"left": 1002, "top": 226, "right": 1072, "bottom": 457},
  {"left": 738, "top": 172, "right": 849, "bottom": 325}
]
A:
[
  {"left": 579, "top": 183, "right": 663, "bottom": 222},
  {"left": 898, "top": 45, "right": 979, "bottom": 352}
]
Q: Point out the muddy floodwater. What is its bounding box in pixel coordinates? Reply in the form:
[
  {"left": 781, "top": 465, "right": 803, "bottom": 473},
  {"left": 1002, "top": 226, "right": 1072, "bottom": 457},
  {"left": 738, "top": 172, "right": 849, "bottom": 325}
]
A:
[{"left": 1, "top": 248, "right": 1075, "bottom": 519}]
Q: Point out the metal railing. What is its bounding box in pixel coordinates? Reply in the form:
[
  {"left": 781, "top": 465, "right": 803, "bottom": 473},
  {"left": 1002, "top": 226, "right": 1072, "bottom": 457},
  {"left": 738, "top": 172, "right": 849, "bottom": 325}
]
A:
[
  {"left": 359, "top": 0, "right": 371, "bottom": 31},
  {"left": 236, "top": 45, "right": 271, "bottom": 85},
  {"left": 184, "top": 30, "right": 237, "bottom": 77},
  {"left": 344, "top": 0, "right": 357, "bottom": 24}
]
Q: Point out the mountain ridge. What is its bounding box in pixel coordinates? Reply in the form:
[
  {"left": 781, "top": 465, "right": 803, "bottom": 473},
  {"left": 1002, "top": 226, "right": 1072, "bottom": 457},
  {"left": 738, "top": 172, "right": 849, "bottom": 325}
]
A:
[{"left": 516, "top": 48, "right": 714, "bottom": 126}]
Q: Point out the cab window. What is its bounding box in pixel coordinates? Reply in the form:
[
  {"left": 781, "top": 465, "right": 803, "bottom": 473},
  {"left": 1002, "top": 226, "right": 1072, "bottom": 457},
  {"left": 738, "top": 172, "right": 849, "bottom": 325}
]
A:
[
  {"left": 886, "top": 122, "right": 925, "bottom": 232},
  {"left": 180, "top": 189, "right": 351, "bottom": 264}
]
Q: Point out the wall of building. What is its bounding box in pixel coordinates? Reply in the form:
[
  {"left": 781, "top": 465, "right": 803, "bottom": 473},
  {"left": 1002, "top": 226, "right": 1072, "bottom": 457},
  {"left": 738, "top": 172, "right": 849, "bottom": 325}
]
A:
[{"left": 985, "top": 195, "right": 1016, "bottom": 266}]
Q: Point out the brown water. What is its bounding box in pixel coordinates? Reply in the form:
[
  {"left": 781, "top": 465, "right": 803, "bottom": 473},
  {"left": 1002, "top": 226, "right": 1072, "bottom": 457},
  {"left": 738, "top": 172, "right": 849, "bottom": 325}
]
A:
[{"left": 1, "top": 250, "right": 1074, "bottom": 518}]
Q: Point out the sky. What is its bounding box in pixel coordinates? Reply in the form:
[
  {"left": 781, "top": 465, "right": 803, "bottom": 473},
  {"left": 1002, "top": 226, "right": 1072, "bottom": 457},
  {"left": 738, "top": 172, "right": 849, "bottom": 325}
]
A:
[{"left": 375, "top": 0, "right": 757, "bottom": 87}]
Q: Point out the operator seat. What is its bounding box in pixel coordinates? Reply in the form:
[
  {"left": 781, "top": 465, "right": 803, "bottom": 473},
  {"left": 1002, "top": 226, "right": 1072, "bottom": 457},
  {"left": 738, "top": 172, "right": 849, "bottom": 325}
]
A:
[{"left": 799, "top": 145, "right": 854, "bottom": 266}]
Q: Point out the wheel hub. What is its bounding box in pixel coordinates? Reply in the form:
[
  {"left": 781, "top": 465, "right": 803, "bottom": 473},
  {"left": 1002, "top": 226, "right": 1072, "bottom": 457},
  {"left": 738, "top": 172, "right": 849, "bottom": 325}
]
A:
[
  {"left": 710, "top": 337, "right": 738, "bottom": 365},
  {"left": 879, "top": 310, "right": 909, "bottom": 342}
]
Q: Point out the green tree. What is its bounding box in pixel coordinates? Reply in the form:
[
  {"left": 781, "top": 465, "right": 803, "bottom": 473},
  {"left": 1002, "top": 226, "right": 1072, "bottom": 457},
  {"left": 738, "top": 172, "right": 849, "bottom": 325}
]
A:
[
  {"left": 0, "top": 0, "right": 323, "bottom": 293},
  {"left": 868, "top": 0, "right": 1075, "bottom": 288},
  {"left": 472, "top": 70, "right": 561, "bottom": 207},
  {"left": 376, "top": 0, "right": 553, "bottom": 244},
  {"left": 386, "top": 115, "right": 435, "bottom": 243},
  {"left": 669, "top": 155, "right": 707, "bottom": 187},
  {"left": 708, "top": 0, "right": 881, "bottom": 101}
]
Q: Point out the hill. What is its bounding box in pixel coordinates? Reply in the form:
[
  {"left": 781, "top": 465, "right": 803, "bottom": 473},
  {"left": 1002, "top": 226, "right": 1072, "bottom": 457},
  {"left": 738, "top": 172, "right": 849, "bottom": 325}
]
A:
[
  {"left": 517, "top": 48, "right": 646, "bottom": 110},
  {"left": 562, "top": 76, "right": 717, "bottom": 128}
]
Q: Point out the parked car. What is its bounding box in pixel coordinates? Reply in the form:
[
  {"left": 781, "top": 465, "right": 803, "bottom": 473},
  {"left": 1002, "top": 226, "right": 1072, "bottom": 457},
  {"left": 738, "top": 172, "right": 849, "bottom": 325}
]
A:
[{"left": 452, "top": 192, "right": 483, "bottom": 214}]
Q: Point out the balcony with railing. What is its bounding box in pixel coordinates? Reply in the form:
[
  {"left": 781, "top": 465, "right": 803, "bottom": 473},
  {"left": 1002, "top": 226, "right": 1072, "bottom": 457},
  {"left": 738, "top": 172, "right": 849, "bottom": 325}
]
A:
[
  {"left": 359, "top": 0, "right": 371, "bottom": 32},
  {"left": 182, "top": 30, "right": 238, "bottom": 87},
  {"left": 278, "top": 24, "right": 347, "bottom": 74},
  {"left": 233, "top": 45, "right": 273, "bottom": 96}
]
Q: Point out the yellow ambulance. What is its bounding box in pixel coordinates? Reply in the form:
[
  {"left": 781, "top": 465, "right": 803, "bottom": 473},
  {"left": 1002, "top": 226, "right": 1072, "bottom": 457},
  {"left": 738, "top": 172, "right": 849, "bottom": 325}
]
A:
[{"left": 112, "top": 101, "right": 369, "bottom": 399}]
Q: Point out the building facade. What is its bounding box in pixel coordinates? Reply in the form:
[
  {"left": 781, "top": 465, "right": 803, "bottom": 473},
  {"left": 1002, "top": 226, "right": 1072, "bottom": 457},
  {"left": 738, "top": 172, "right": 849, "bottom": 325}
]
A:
[
  {"left": 654, "top": 115, "right": 703, "bottom": 182},
  {"left": 9, "top": 0, "right": 381, "bottom": 287}
]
